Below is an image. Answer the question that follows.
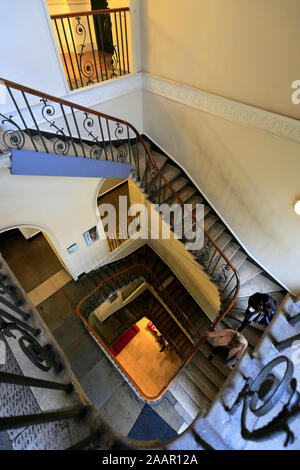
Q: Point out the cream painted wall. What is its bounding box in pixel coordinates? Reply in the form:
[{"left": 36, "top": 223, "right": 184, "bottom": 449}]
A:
[
  {"left": 0, "top": 0, "right": 66, "bottom": 97},
  {"left": 142, "top": 90, "right": 300, "bottom": 295},
  {"left": 0, "top": 86, "right": 142, "bottom": 279},
  {"left": 128, "top": 179, "right": 220, "bottom": 320},
  {"left": 0, "top": 167, "right": 108, "bottom": 279},
  {"left": 140, "top": 0, "right": 300, "bottom": 120}
]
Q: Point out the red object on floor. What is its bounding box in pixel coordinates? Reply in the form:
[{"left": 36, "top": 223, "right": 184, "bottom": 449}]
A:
[{"left": 109, "top": 324, "right": 140, "bottom": 357}]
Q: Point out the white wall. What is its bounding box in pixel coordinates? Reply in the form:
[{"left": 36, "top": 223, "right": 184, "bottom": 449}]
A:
[
  {"left": 142, "top": 88, "right": 300, "bottom": 295},
  {"left": 0, "top": 0, "right": 67, "bottom": 97},
  {"left": 0, "top": 167, "right": 107, "bottom": 279},
  {"left": 0, "top": 85, "right": 143, "bottom": 279}
]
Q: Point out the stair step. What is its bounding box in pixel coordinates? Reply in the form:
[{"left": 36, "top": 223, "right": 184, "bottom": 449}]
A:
[
  {"left": 184, "top": 361, "right": 219, "bottom": 401},
  {"left": 192, "top": 351, "right": 227, "bottom": 389},
  {"left": 161, "top": 163, "right": 181, "bottom": 183},
  {"left": 207, "top": 222, "right": 225, "bottom": 241},
  {"left": 176, "top": 369, "right": 211, "bottom": 408},
  {"left": 237, "top": 273, "right": 283, "bottom": 298},
  {"left": 198, "top": 342, "right": 231, "bottom": 378},
  {"left": 238, "top": 260, "right": 263, "bottom": 286},
  {"left": 169, "top": 380, "right": 202, "bottom": 419}
]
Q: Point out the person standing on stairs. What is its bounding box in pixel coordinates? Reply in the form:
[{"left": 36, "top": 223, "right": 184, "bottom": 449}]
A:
[
  {"left": 205, "top": 329, "right": 248, "bottom": 368},
  {"left": 157, "top": 334, "right": 166, "bottom": 352},
  {"left": 237, "top": 292, "right": 277, "bottom": 333}
]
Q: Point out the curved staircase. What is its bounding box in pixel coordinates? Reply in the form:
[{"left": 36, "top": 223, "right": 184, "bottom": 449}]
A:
[{"left": 0, "top": 77, "right": 296, "bottom": 450}]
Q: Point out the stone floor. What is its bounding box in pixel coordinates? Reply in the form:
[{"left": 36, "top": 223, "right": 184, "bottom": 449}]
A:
[
  {"left": 0, "top": 231, "right": 62, "bottom": 292},
  {"left": 116, "top": 317, "right": 182, "bottom": 398}
]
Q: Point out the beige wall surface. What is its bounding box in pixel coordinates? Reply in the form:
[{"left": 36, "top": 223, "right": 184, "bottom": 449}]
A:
[
  {"left": 0, "top": 168, "right": 107, "bottom": 279},
  {"left": 140, "top": 0, "right": 300, "bottom": 120},
  {"left": 143, "top": 90, "right": 300, "bottom": 295},
  {"left": 128, "top": 179, "right": 220, "bottom": 320}
]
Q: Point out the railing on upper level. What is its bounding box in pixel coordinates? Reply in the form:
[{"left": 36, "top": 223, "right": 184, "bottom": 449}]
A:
[
  {"left": 0, "top": 76, "right": 240, "bottom": 399},
  {"left": 50, "top": 8, "right": 131, "bottom": 91},
  {"left": 105, "top": 212, "right": 140, "bottom": 252}
]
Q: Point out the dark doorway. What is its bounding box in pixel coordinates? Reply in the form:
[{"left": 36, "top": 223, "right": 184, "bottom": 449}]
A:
[
  {"left": 91, "top": 0, "right": 114, "bottom": 54},
  {"left": 0, "top": 230, "right": 63, "bottom": 293}
]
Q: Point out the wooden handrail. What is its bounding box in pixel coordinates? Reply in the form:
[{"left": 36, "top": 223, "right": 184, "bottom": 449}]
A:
[
  {"left": 0, "top": 76, "right": 240, "bottom": 400},
  {"left": 50, "top": 7, "right": 130, "bottom": 20}
]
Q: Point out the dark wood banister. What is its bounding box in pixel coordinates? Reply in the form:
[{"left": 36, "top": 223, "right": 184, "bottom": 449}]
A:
[
  {"left": 50, "top": 7, "right": 129, "bottom": 21},
  {"left": 0, "top": 76, "right": 240, "bottom": 401}
]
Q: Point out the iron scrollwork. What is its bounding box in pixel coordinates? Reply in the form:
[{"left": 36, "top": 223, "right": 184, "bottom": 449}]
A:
[
  {"left": 196, "top": 239, "right": 212, "bottom": 263},
  {"left": 115, "top": 122, "right": 128, "bottom": 162},
  {"left": 225, "top": 356, "right": 300, "bottom": 447},
  {"left": 0, "top": 113, "right": 25, "bottom": 150},
  {"left": 83, "top": 112, "right": 103, "bottom": 159},
  {"left": 40, "top": 98, "right": 70, "bottom": 155},
  {"left": 103, "top": 16, "right": 120, "bottom": 78},
  {"left": 75, "top": 17, "right": 95, "bottom": 86},
  {"left": 213, "top": 263, "right": 231, "bottom": 287},
  {"left": 0, "top": 319, "right": 62, "bottom": 373}
]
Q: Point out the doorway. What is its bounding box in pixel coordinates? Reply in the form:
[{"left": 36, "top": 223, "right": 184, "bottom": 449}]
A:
[{"left": 0, "top": 228, "right": 71, "bottom": 306}]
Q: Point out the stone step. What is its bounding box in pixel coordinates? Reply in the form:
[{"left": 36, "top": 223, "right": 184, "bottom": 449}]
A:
[
  {"left": 192, "top": 350, "right": 226, "bottom": 389},
  {"left": 237, "top": 273, "right": 283, "bottom": 299},
  {"left": 169, "top": 379, "right": 202, "bottom": 419},
  {"left": 184, "top": 361, "right": 219, "bottom": 402}
]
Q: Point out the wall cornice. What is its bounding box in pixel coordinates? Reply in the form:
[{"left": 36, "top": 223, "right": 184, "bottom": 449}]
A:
[{"left": 141, "top": 73, "right": 300, "bottom": 143}]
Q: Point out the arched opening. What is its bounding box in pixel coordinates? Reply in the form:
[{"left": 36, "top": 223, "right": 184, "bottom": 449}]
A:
[{"left": 0, "top": 225, "right": 71, "bottom": 307}]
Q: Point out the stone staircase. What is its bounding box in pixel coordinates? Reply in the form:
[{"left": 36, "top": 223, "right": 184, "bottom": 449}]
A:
[
  {"left": 0, "top": 83, "right": 296, "bottom": 448},
  {"left": 193, "top": 293, "right": 300, "bottom": 450}
]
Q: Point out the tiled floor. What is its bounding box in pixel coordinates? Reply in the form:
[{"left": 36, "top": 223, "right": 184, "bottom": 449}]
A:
[
  {"left": 116, "top": 317, "right": 182, "bottom": 398},
  {"left": 27, "top": 269, "right": 72, "bottom": 306},
  {"left": 0, "top": 231, "right": 63, "bottom": 292}
]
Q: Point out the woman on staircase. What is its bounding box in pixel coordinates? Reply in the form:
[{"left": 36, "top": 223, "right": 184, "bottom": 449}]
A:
[{"left": 206, "top": 329, "right": 248, "bottom": 368}]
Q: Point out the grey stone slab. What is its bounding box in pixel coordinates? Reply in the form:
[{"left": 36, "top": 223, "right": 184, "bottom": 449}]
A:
[
  {"left": 169, "top": 380, "right": 201, "bottom": 419},
  {"left": 80, "top": 356, "right": 124, "bottom": 409},
  {"left": 164, "top": 390, "right": 177, "bottom": 407},
  {"left": 149, "top": 396, "right": 184, "bottom": 433},
  {"left": 0, "top": 431, "right": 12, "bottom": 450},
  {"left": 174, "top": 401, "right": 194, "bottom": 425},
  {"left": 67, "top": 334, "right": 106, "bottom": 379},
  {"left": 100, "top": 382, "right": 144, "bottom": 437},
  {"left": 53, "top": 314, "right": 87, "bottom": 352}
]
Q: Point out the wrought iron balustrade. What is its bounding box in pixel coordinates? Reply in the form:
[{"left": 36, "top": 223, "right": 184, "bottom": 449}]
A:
[
  {"left": 105, "top": 212, "right": 140, "bottom": 252},
  {"left": 50, "top": 7, "right": 131, "bottom": 91}
]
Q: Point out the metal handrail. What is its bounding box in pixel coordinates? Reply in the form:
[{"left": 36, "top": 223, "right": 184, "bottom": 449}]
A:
[{"left": 105, "top": 212, "right": 140, "bottom": 252}]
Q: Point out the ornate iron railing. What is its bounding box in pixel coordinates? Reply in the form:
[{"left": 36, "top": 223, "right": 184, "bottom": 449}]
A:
[
  {"left": 50, "top": 8, "right": 131, "bottom": 90},
  {"left": 0, "top": 76, "right": 240, "bottom": 398},
  {"left": 105, "top": 212, "right": 140, "bottom": 252}
]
